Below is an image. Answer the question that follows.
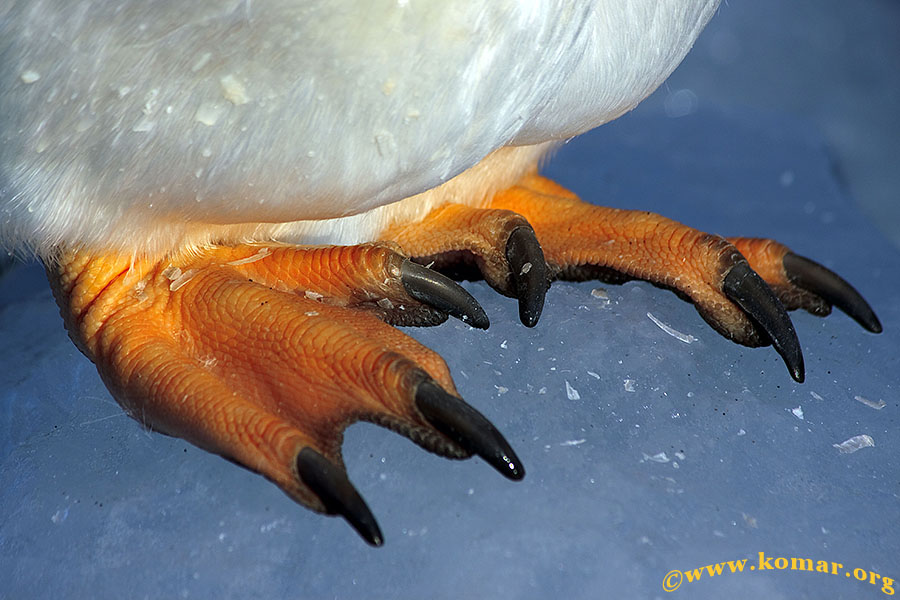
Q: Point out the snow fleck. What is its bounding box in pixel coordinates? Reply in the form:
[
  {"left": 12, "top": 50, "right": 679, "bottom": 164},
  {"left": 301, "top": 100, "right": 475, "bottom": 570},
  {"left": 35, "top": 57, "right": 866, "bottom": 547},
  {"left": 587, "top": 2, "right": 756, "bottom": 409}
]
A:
[
  {"left": 220, "top": 74, "right": 250, "bottom": 105},
  {"left": 624, "top": 379, "right": 636, "bottom": 392},
  {"left": 304, "top": 290, "right": 324, "bottom": 301},
  {"left": 854, "top": 395, "right": 886, "bottom": 410},
  {"left": 519, "top": 262, "right": 532, "bottom": 276},
  {"left": 538, "top": 387, "right": 547, "bottom": 395},
  {"left": 142, "top": 88, "right": 160, "bottom": 115},
  {"left": 737, "top": 428, "right": 746, "bottom": 436},
  {"left": 20, "top": 69, "right": 41, "bottom": 84},
  {"left": 790, "top": 406, "right": 804, "bottom": 420},
  {"left": 647, "top": 312, "right": 697, "bottom": 343},
  {"left": 133, "top": 279, "right": 149, "bottom": 301},
  {"left": 376, "top": 298, "right": 394, "bottom": 310},
  {"left": 642, "top": 452, "right": 670, "bottom": 464},
  {"left": 587, "top": 371, "right": 600, "bottom": 380},
  {"left": 259, "top": 518, "right": 285, "bottom": 533},
  {"left": 51, "top": 508, "right": 69, "bottom": 524},
  {"left": 810, "top": 391, "right": 824, "bottom": 401},
  {"left": 304, "top": 311, "right": 319, "bottom": 317},
  {"left": 833, "top": 434, "right": 875, "bottom": 455},
  {"left": 590, "top": 288, "right": 608, "bottom": 300},
  {"left": 195, "top": 102, "right": 225, "bottom": 126},
  {"left": 565, "top": 381, "right": 580, "bottom": 400},
  {"left": 495, "top": 386, "right": 508, "bottom": 395},
  {"left": 500, "top": 340, "right": 508, "bottom": 349},
  {"left": 374, "top": 130, "right": 397, "bottom": 157},
  {"left": 559, "top": 439, "right": 586, "bottom": 447}
]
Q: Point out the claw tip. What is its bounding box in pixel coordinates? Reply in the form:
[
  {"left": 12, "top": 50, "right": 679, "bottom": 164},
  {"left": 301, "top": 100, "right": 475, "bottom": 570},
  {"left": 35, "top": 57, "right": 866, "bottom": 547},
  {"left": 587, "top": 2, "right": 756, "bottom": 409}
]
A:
[
  {"left": 415, "top": 379, "right": 525, "bottom": 482},
  {"left": 296, "top": 447, "right": 384, "bottom": 547}
]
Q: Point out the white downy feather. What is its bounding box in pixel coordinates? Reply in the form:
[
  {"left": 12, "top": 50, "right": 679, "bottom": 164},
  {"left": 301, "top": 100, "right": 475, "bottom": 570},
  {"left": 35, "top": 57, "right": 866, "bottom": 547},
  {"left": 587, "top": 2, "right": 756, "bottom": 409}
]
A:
[{"left": 0, "top": 0, "right": 719, "bottom": 259}]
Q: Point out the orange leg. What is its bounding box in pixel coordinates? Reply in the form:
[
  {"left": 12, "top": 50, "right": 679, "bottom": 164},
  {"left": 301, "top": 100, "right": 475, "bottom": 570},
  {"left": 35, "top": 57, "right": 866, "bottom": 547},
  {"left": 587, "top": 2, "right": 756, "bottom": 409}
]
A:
[
  {"left": 48, "top": 243, "right": 520, "bottom": 545},
  {"left": 390, "top": 173, "right": 881, "bottom": 383}
]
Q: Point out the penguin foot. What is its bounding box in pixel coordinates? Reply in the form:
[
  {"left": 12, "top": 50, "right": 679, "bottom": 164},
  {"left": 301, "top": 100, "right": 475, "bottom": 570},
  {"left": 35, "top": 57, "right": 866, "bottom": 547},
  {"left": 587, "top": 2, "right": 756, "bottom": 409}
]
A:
[
  {"left": 390, "top": 173, "right": 880, "bottom": 383},
  {"left": 46, "top": 243, "right": 521, "bottom": 545}
]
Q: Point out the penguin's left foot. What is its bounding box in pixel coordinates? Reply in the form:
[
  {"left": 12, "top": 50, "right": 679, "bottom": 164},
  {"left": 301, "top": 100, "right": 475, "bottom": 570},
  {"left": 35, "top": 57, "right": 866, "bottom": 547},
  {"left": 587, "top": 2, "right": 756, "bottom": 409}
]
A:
[
  {"left": 47, "top": 243, "right": 521, "bottom": 545},
  {"left": 384, "top": 172, "right": 881, "bottom": 383}
]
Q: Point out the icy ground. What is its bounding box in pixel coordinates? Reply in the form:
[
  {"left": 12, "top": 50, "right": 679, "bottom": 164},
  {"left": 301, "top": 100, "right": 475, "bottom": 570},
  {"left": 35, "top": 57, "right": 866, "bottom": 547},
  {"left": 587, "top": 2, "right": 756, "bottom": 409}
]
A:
[{"left": 2, "top": 3, "right": 899, "bottom": 600}]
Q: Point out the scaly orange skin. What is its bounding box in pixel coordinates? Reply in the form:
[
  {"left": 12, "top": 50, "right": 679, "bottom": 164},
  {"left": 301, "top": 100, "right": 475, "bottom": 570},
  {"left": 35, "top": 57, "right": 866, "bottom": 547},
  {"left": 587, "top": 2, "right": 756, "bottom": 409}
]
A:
[
  {"left": 45, "top": 170, "right": 831, "bottom": 520},
  {"left": 48, "top": 243, "right": 461, "bottom": 511}
]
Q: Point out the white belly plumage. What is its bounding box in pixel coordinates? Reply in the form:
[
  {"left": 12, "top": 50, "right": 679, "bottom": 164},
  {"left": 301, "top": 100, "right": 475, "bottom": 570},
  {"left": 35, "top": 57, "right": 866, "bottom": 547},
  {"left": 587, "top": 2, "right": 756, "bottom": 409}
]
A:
[{"left": 0, "top": 0, "right": 718, "bottom": 258}]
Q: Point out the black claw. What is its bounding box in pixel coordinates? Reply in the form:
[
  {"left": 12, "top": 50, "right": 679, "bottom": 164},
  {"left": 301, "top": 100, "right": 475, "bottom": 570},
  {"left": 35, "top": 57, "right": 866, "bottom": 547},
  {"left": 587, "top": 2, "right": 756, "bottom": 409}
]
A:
[
  {"left": 414, "top": 379, "right": 524, "bottom": 481},
  {"left": 505, "top": 226, "right": 548, "bottom": 328},
  {"left": 783, "top": 252, "right": 882, "bottom": 334},
  {"left": 723, "top": 261, "right": 805, "bottom": 383},
  {"left": 296, "top": 448, "right": 384, "bottom": 547},
  {"left": 401, "top": 260, "right": 489, "bottom": 329}
]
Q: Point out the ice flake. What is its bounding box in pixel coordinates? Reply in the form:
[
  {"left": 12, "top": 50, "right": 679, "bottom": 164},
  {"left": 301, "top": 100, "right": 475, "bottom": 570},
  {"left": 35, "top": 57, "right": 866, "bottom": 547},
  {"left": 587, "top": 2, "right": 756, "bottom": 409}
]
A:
[
  {"left": 854, "top": 395, "right": 886, "bottom": 410},
  {"left": 647, "top": 312, "right": 697, "bottom": 343},
  {"left": 833, "top": 435, "right": 875, "bottom": 454},
  {"left": 642, "top": 452, "right": 670, "bottom": 464},
  {"left": 565, "top": 381, "right": 580, "bottom": 400},
  {"left": 20, "top": 69, "right": 41, "bottom": 84}
]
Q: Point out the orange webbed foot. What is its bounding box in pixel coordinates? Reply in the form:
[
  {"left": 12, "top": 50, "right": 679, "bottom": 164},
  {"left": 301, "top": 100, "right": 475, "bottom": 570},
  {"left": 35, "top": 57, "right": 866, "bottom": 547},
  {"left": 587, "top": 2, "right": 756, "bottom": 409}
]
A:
[
  {"left": 390, "top": 173, "right": 881, "bottom": 383},
  {"left": 47, "top": 243, "right": 520, "bottom": 545}
]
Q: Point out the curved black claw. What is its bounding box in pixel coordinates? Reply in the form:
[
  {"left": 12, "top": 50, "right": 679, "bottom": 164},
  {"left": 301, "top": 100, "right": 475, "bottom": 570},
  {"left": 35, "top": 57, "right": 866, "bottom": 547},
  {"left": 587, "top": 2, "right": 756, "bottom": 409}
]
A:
[
  {"left": 414, "top": 379, "right": 524, "bottom": 481},
  {"left": 401, "top": 260, "right": 489, "bottom": 329},
  {"left": 783, "top": 253, "right": 882, "bottom": 334},
  {"left": 505, "top": 226, "right": 549, "bottom": 328},
  {"left": 296, "top": 447, "right": 384, "bottom": 547},
  {"left": 723, "top": 261, "right": 805, "bottom": 383}
]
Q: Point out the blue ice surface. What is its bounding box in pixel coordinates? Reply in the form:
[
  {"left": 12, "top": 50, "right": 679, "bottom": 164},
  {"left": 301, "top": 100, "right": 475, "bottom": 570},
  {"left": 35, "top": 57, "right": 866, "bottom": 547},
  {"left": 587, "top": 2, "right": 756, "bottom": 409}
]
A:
[
  {"left": 1, "top": 101, "right": 898, "bottom": 598},
  {"left": 2, "top": 2, "right": 900, "bottom": 595}
]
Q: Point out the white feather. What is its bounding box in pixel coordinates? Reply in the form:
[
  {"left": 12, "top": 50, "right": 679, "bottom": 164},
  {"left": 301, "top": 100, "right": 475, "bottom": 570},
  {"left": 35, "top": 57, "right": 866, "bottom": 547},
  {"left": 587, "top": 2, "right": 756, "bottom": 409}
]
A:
[{"left": 0, "top": 0, "right": 719, "bottom": 258}]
